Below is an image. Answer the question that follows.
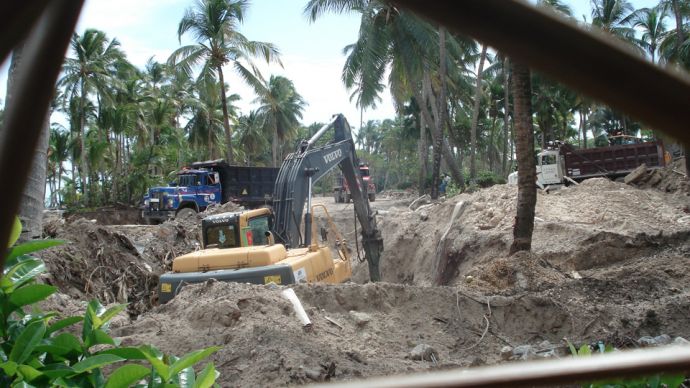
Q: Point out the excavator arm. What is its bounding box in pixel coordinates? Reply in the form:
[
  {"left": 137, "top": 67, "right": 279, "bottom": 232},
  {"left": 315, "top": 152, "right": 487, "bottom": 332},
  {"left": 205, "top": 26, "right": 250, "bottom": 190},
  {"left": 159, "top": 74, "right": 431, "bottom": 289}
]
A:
[{"left": 271, "top": 114, "right": 383, "bottom": 281}]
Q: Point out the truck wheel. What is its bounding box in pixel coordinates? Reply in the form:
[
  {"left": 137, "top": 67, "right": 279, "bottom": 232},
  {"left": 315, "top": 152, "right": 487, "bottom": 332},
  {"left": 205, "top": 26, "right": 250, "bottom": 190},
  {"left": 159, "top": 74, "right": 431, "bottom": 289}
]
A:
[
  {"left": 176, "top": 208, "right": 197, "bottom": 219},
  {"left": 368, "top": 193, "right": 376, "bottom": 202},
  {"left": 143, "top": 218, "right": 158, "bottom": 225}
]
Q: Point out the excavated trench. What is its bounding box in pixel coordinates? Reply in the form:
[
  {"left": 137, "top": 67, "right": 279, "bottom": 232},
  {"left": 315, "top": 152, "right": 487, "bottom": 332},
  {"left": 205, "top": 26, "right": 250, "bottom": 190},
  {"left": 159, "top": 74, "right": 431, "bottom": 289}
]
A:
[{"left": 36, "top": 177, "right": 690, "bottom": 385}]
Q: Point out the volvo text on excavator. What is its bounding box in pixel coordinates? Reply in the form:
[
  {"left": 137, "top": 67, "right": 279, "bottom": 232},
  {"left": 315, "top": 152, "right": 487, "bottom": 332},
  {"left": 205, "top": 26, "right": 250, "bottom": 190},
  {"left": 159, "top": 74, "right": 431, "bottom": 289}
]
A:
[{"left": 158, "top": 114, "right": 383, "bottom": 303}]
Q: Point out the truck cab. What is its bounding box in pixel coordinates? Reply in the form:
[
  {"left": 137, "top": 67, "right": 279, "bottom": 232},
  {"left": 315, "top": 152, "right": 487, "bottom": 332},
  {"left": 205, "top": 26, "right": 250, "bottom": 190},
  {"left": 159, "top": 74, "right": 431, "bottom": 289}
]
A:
[
  {"left": 334, "top": 163, "right": 376, "bottom": 202},
  {"left": 535, "top": 149, "right": 566, "bottom": 187},
  {"left": 142, "top": 168, "right": 221, "bottom": 223}
]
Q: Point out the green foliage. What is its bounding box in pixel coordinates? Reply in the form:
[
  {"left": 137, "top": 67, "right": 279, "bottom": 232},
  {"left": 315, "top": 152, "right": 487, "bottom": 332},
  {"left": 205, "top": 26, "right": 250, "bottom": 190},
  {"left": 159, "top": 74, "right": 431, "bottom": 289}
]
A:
[
  {"left": 9, "top": 217, "right": 22, "bottom": 248},
  {"left": 471, "top": 171, "right": 507, "bottom": 188},
  {"left": 565, "top": 340, "right": 685, "bottom": 388},
  {"left": 1, "top": 233, "right": 220, "bottom": 387}
]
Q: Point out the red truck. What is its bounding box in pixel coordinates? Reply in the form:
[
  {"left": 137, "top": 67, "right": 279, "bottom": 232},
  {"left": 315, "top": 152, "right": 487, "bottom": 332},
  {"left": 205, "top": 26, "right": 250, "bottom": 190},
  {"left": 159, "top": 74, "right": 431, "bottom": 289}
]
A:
[{"left": 334, "top": 163, "right": 376, "bottom": 202}]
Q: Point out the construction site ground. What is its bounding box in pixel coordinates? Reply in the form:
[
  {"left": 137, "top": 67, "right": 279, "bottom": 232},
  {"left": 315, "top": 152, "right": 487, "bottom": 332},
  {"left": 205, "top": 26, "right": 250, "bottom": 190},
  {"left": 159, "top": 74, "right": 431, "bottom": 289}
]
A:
[{"left": 37, "top": 161, "right": 690, "bottom": 386}]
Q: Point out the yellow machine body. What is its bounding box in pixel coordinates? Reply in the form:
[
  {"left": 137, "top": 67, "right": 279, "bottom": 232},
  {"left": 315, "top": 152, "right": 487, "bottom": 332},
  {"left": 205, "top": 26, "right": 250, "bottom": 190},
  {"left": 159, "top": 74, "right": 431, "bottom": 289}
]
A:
[{"left": 159, "top": 205, "right": 352, "bottom": 303}]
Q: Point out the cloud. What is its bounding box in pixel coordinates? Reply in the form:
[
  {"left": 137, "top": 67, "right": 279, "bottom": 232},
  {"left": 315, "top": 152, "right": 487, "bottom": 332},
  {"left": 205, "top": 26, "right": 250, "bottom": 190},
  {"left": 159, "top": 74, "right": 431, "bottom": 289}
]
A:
[
  {"left": 223, "top": 53, "right": 396, "bottom": 128},
  {"left": 1, "top": 0, "right": 397, "bottom": 129}
]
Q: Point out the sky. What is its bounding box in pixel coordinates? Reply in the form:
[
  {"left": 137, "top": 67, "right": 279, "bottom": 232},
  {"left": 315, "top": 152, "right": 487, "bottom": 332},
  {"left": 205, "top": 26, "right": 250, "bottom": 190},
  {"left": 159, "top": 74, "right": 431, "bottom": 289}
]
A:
[{"left": 0, "top": 0, "right": 664, "bottom": 129}]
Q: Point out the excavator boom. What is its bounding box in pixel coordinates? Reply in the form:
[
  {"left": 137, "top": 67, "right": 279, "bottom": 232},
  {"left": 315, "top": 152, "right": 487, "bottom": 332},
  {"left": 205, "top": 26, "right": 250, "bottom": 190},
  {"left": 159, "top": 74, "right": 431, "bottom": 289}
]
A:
[{"left": 271, "top": 114, "right": 383, "bottom": 280}]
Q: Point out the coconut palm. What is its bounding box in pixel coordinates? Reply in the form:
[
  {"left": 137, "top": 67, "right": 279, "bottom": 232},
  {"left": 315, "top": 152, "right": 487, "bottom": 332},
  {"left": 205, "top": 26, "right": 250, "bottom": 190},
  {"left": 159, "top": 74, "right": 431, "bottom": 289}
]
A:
[
  {"left": 659, "top": 0, "right": 689, "bottom": 62},
  {"left": 169, "top": 0, "right": 281, "bottom": 163},
  {"left": 252, "top": 75, "right": 306, "bottom": 166},
  {"left": 510, "top": 61, "right": 537, "bottom": 254},
  {"left": 185, "top": 72, "right": 238, "bottom": 160},
  {"left": 236, "top": 111, "right": 269, "bottom": 165},
  {"left": 47, "top": 124, "right": 71, "bottom": 207},
  {"left": 631, "top": 6, "right": 668, "bottom": 63},
  {"left": 59, "top": 29, "right": 125, "bottom": 203},
  {"left": 305, "top": 0, "right": 469, "bottom": 196},
  {"left": 591, "top": 0, "right": 637, "bottom": 43}
]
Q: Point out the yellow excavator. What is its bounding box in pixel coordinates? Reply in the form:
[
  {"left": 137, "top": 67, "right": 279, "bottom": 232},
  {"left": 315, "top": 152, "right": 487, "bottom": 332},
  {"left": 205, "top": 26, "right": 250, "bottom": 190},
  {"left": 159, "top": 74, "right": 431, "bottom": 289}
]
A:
[{"left": 158, "top": 114, "right": 383, "bottom": 303}]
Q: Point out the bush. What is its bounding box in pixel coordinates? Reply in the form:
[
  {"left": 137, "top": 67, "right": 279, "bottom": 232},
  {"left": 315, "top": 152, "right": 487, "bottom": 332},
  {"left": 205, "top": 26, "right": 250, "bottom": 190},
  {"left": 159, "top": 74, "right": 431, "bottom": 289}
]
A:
[
  {"left": 0, "top": 218, "right": 220, "bottom": 387},
  {"left": 470, "top": 171, "right": 506, "bottom": 188}
]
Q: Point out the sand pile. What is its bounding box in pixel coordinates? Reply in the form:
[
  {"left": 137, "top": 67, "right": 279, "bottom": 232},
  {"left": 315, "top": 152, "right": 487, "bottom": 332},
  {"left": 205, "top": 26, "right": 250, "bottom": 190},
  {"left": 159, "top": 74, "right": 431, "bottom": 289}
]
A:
[{"left": 352, "top": 178, "right": 690, "bottom": 288}]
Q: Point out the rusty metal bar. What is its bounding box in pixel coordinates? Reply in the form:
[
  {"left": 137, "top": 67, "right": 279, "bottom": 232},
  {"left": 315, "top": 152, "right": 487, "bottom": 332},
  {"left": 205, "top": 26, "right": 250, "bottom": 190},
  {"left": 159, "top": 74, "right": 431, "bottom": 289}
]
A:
[
  {"left": 390, "top": 0, "right": 690, "bottom": 147},
  {"left": 0, "top": 0, "right": 84, "bottom": 259},
  {"left": 0, "top": 0, "right": 52, "bottom": 64},
  {"left": 315, "top": 346, "right": 690, "bottom": 387}
]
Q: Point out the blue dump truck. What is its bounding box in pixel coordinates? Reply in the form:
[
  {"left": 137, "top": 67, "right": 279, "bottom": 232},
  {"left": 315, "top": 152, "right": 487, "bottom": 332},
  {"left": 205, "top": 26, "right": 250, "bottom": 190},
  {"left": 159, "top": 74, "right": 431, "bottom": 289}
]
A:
[{"left": 141, "top": 160, "right": 279, "bottom": 224}]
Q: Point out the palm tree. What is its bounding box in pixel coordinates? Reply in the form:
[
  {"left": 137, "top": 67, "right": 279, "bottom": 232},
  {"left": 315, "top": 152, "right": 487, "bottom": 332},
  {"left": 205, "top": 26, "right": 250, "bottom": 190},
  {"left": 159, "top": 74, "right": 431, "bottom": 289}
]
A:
[
  {"left": 236, "top": 111, "right": 269, "bottom": 165},
  {"left": 631, "top": 6, "right": 668, "bottom": 63},
  {"left": 510, "top": 60, "right": 537, "bottom": 254},
  {"left": 169, "top": 0, "right": 281, "bottom": 163},
  {"left": 591, "top": 0, "right": 637, "bottom": 43},
  {"left": 48, "top": 123, "right": 72, "bottom": 206},
  {"left": 185, "top": 73, "right": 232, "bottom": 159},
  {"left": 6, "top": 45, "right": 50, "bottom": 239},
  {"left": 469, "top": 43, "right": 488, "bottom": 182},
  {"left": 305, "top": 0, "right": 468, "bottom": 194},
  {"left": 253, "top": 75, "right": 306, "bottom": 166},
  {"left": 59, "top": 29, "right": 125, "bottom": 203}
]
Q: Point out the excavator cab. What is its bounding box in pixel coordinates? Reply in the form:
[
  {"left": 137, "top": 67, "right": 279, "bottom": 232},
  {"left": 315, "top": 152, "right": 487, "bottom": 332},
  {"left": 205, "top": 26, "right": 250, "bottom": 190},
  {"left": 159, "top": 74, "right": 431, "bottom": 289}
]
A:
[{"left": 201, "top": 208, "right": 272, "bottom": 249}]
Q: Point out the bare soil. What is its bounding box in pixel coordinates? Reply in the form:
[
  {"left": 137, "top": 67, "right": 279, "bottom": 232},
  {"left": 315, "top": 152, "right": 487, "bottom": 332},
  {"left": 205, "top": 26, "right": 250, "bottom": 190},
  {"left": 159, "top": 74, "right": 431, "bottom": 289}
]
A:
[{"left": 36, "top": 178, "right": 690, "bottom": 385}]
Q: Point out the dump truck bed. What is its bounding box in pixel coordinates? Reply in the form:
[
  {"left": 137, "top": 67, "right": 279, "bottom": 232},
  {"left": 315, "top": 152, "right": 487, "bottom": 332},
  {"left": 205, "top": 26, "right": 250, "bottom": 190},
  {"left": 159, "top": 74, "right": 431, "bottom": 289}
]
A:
[{"left": 561, "top": 141, "right": 665, "bottom": 180}]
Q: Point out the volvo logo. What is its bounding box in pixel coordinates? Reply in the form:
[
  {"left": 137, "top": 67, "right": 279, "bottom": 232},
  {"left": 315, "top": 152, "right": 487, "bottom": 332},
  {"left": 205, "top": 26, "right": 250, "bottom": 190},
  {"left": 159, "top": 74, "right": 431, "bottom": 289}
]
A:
[{"left": 323, "top": 149, "right": 342, "bottom": 164}]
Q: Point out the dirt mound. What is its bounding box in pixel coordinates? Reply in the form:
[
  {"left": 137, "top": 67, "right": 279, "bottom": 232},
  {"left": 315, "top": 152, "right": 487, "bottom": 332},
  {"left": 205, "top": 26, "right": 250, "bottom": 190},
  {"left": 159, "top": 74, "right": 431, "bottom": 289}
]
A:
[
  {"left": 202, "top": 201, "right": 244, "bottom": 215},
  {"left": 354, "top": 178, "right": 690, "bottom": 288},
  {"left": 41, "top": 217, "right": 200, "bottom": 316},
  {"left": 64, "top": 204, "right": 143, "bottom": 225},
  {"left": 111, "top": 270, "right": 690, "bottom": 386},
  {"left": 626, "top": 157, "right": 689, "bottom": 194},
  {"left": 378, "top": 189, "right": 417, "bottom": 200},
  {"left": 32, "top": 177, "right": 690, "bottom": 385}
]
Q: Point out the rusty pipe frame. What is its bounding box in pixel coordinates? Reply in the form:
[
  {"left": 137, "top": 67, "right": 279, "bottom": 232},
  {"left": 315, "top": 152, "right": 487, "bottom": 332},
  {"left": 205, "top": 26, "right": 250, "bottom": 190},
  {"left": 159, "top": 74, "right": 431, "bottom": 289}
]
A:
[
  {"left": 0, "top": 0, "right": 52, "bottom": 64},
  {"left": 315, "top": 346, "right": 690, "bottom": 388},
  {"left": 0, "top": 0, "right": 84, "bottom": 260},
  {"left": 389, "top": 0, "right": 690, "bottom": 147}
]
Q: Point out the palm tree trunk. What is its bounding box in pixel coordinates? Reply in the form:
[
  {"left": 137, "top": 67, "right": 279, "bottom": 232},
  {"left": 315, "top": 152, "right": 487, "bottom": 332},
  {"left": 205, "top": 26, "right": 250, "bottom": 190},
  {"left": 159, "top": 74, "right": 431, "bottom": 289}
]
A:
[
  {"left": 217, "top": 65, "right": 234, "bottom": 163},
  {"left": 509, "top": 61, "right": 537, "bottom": 255},
  {"left": 272, "top": 122, "right": 279, "bottom": 167},
  {"left": 470, "top": 44, "right": 488, "bottom": 182},
  {"left": 418, "top": 112, "right": 428, "bottom": 195},
  {"left": 502, "top": 58, "right": 511, "bottom": 177},
  {"left": 582, "top": 112, "right": 587, "bottom": 148},
  {"left": 672, "top": 0, "right": 685, "bottom": 58},
  {"left": 7, "top": 46, "right": 48, "bottom": 240},
  {"left": 208, "top": 116, "right": 213, "bottom": 159},
  {"left": 58, "top": 164, "right": 64, "bottom": 205},
  {"left": 414, "top": 83, "right": 464, "bottom": 194},
  {"left": 79, "top": 78, "right": 89, "bottom": 204},
  {"left": 489, "top": 117, "right": 496, "bottom": 173},
  {"left": 423, "top": 72, "right": 442, "bottom": 199}
]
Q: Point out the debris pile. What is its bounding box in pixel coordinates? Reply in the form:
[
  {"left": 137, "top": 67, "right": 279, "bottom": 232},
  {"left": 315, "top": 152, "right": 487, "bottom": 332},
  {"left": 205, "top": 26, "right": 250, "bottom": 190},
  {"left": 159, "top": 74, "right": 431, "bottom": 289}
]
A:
[
  {"left": 41, "top": 217, "right": 199, "bottom": 316},
  {"left": 64, "top": 204, "right": 142, "bottom": 225},
  {"left": 625, "top": 157, "right": 688, "bottom": 193}
]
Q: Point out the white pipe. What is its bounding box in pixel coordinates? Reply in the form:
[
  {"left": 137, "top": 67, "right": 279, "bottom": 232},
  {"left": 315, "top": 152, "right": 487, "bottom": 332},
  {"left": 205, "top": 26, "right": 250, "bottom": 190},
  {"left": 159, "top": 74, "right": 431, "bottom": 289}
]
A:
[{"left": 281, "top": 288, "right": 312, "bottom": 327}]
